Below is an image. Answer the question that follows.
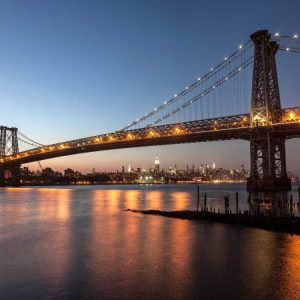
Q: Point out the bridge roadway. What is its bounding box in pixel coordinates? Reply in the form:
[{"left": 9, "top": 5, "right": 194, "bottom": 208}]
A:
[{"left": 1, "top": 107, "right": 300, "bottom": 168}]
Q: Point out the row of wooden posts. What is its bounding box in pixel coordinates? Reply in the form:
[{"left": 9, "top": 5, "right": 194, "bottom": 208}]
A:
[{"left": 196, "top": 186, "right": 300, "bottom": 214}]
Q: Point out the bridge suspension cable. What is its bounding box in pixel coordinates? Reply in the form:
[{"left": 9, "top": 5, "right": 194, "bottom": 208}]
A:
[
  {"left": 18, "top": 131, "right": 44, "bottom": 147},
  {"left": 271, "top": 32, "right": 300, "bottom": 53},
  {"left": 18, "top": 137, "right": 41, "bottom": 148},
  {"left": 279, "top": 46, "right": 300, "bottom": 54},
  {"left": 271, "top": 32, "right": 300, "bottom": 43},
  {"left": 122, "top": 40, "right": 253, "bottom": 130},
  {"left": 152, "top": 57, "right": 253, "bottom": 126}
]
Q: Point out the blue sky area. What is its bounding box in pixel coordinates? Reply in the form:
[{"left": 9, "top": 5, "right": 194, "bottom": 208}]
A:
[{"left": 0, "top": 0, "right": 299, "bottom": 172}]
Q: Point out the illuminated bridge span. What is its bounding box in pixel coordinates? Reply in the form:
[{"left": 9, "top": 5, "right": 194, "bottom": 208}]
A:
[
  {"left": 1, "top": 29, "right": 300, "bottom": 191},
  {"left": 2, "top": 109, "right": 300, "bottom": 166}
]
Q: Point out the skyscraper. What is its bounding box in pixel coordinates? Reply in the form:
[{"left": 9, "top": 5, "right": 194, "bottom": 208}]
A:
[{"left": 154, "top": 155, "right": 160, "bottom": 173}]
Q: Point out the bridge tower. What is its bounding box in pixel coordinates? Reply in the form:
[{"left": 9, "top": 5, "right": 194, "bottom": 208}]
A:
[
  {"left": 0, "top": 126, "right": 20, "bottom": 186},
  {"left": 247, "top": 30, "right": 291, "bottom": 191}
]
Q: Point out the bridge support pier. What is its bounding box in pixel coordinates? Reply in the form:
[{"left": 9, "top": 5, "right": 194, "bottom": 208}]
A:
[
  {"left": 247, "top": 30, "right": 291, "bottom": 192},
  {"left": 247, "top": 129, "right": 291, "bottom": 192},
  {"left": 0, "top": 165, "right": 21, "bottom": 187}
]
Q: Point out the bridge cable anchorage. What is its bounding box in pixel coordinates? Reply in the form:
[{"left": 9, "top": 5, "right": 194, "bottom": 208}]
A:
[
  {"left": 18, "top": 131, "right": 44, "bottom": 147},
  {"left": 122, "top": 40, "right": 254, "bottom": 130}
]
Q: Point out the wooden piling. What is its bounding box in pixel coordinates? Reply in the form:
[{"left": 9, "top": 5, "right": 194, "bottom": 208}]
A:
[{"left": 196, "top": 185, "right": 200, "bottom": 212}]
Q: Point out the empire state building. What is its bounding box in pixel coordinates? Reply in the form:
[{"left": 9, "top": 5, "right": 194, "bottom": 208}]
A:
[{"left": 154, "top": 155, "right": 160, "bottom": 173}]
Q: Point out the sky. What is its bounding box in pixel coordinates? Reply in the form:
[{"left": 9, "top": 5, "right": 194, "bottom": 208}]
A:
[{"left": 0, "top": 0, "right": 300, "bottom": 173}]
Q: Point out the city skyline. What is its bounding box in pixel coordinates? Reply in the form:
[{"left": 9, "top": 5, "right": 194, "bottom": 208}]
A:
[
  {"left": 1, "top": 0, "right": 300, "bottom": 173},
  {"left": 30, "top": 154, "right": 241, "bottom": 173}
]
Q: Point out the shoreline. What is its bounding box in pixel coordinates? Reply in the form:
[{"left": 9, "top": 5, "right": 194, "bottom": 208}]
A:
[{"left": 126, "top": 209, "right": 300, "bottom": 235}]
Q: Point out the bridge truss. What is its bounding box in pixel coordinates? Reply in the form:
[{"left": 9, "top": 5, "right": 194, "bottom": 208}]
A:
[{"left": 0, "top": 29, "right": 300, "bottom": 190}]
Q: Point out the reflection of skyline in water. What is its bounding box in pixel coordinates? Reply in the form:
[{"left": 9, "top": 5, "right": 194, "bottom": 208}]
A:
[{"left": 0, "top": 184, "right": 300, "bottom": 299}]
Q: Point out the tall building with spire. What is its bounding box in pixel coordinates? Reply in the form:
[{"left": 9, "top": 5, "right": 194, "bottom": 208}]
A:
[{"left": 154, "top": 155, "right": 160, "bottom": 173}]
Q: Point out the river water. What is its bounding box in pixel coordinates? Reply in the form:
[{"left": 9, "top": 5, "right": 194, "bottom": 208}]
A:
[{"left": 1, "top": 184, "right": 300, "bottom": 299}]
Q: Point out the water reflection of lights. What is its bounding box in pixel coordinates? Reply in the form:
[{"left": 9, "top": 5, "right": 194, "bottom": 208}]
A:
[
  {"left": 146, "top": 191, "right": 163, "bottom": 210},
  {"left": 1, "top": 188, "right": 73, "bottom": 290},
  {"left": 172, "top": 192, "right": 190, "bottom": 210},
  {"left": 279, "top": 236, "right": 300, "bottom": 299},
  {"left": 124, "top": 190, "right": 141, "bottom": 210},
  {"left": 37, "top": 188, "right": 72, "bottom": 221}
]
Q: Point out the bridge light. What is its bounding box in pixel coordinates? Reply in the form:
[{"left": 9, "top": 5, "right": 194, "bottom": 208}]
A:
[
  {"left": 274, "top": 32, "right": 280, "bottom": 37},
  {"left": 286, "top": 47, "right": 290, "bottom": 51},
  {"left": 148, "top": 130, "right": 156, "bottom": 137},
  {"left": 239, "top": 44, "right": 243, "bottom": 49},
  {"left": 210, "top": 68, "right": 214, "bottom": 71},
  {"left": 185, "top": 86, "right": 189, "bottom": 90},
  {"left": 197, "top": 77, "right": 201, "bottom": 81},
  {"left": 288, "top": 111, "right": 297, "bottom": 121},
  {"left": 164, "top": 101, "right": 167, "bottom": 105},
  {"left": 225, "top": 77, "right": 228, "bottom": 80},
  {"left": 294, "top": 34, "right": 299, "bottom": 39},
  {"left": 174, "top": 127, "right": 181, "bottom": 134},
  {"left": 174, "top": 94, "right": 177, "bottom": 97},
  {"left": 224, "top": 57, "right": 228, "bottom": 61},
  {"left": 253, "top": 114, "right": 267, "bottom": 125},
  {"left": 238, "top": 67, "right": 242, "bottom": 71}
]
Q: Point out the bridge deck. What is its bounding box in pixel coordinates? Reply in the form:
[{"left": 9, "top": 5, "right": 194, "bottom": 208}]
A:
[{"left": 1, "top": 108, "right": 300, "bottom": 167}]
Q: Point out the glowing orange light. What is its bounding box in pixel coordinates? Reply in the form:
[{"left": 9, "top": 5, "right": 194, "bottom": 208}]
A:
[
  {"left": 127, "top": 133, "right": 134, "bottom": 139},
  {"left": 288, "top": 111, "right": 296, "bottom": 121},
  {"left": 174, "top": 127, "right": 183, "bottom": 134},
  {"left": 148, "top": 130, "right": 156, "bottom": 137}
]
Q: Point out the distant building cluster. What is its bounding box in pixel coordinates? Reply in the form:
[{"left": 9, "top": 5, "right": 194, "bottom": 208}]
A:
[{"left": 19, "top": 155, "right": 299, "bottom": 185}]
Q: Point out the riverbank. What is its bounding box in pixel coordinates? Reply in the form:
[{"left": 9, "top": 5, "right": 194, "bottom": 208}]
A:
[{"left": 126, "top": 209, "right": 300, "bottom": 234}]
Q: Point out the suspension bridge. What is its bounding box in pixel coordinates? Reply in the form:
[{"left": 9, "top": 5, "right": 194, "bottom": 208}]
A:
[{"left": 1, "top": 30, "right": 300, "bottom": 191}]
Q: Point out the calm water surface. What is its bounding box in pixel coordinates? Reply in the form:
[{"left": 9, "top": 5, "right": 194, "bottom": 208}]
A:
[{"left": 1, "top": 184, "right": 300, "bottom": 299}]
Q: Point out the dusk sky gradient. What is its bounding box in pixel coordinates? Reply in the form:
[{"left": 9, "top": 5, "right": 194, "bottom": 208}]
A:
[{"left": 1, "top": 0, "right": 299, "bottom": 173}]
